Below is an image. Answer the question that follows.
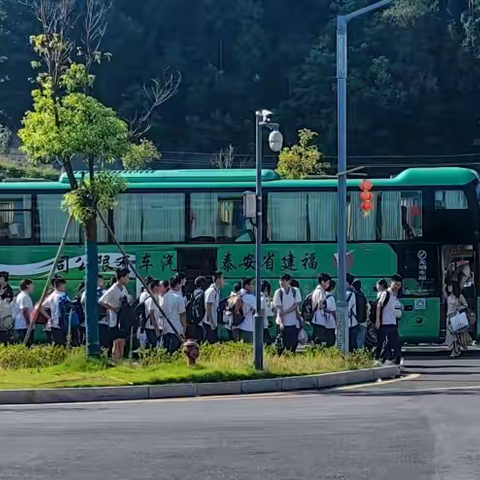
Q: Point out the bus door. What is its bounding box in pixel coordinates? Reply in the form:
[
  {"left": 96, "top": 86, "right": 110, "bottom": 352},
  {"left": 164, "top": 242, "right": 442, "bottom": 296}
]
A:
[
  {"left": 177, "top": 248, "right": 217, "bottom": 296},
  {"left": 395, "top": 244, "right": 441, "bottom": 343},
  {"left": 441, "top": 245, "right": 476, "bottom": 340}
]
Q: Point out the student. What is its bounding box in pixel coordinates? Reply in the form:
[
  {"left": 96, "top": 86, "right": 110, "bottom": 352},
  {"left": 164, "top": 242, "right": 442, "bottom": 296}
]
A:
[
  {"left": 0, "top": 289, "right": 14, "bottom": 345},
  {"left": 0, "top": 271, "right": 13, "bottom": 300},
  {"left": 144, "top": 279, "right": 164, "bottom": 349},
  {"left": 14, "top": 279, "right": 37, "bottom": 346},
  {"left": 224, "top": 282, "right": 242, "bottom": 342},
  {"left": 311, "top": 273, "right": 332, "bottom": 345},
  {"left": 323, "top": 280, "right": 337, "bottom": 347},
  {"left": 375, "top": 275, "right": 403, "bottom": 365},
  {"left": 43, "top": 278, "right": 71, "bottom": 347},
  {"left": 239, "top": 277, "right": 256, "bottom": 344},
  {"left": 203, "top": 271, "right": 225, "bottom": 344},
  {"left": 346, "top": 273, "right": 358, "bottom": 352},
  {"left": 99, "top": 268, "right": 132, "bottom": 361},
  {"left": 273, "top": 274, "right": 302, "bottom": 353},
  {"left": 80, "top": 275, "right": 107, "bottom": 348},
  {"left": 260, "top": 280, "right": 274, "bottom": 345},
  {"left": 188, "top": 276, "right": 207, "bottom": 343},
  {"left": 373, "top": 278, "right": 388, "bottom": 361},
  {"left": 352, "top": 279, "right": 368, "bottom": 349},
  {"left": 162, "top": 275, "right": 187, "bottom": 354}
]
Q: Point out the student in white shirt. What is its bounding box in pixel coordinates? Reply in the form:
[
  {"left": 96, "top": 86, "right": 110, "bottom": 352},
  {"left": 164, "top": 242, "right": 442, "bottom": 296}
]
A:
[
  {"left": 273, "top": 274, "right": 302, "bottom": 353},
  {"left": 224, "top": 282, "right": 242, "bottom": 342},
  {"left": 260, "top": 281, "right": 274, "bottom": 345},
  {"left": 14, "top": 278, "right": 37, "bottom": 346},
  {"left": 99, "top": 268, "right": 131, "bottom": 361},
  {"left": 375, "top": 275, "right": 403, "bottom": 365},
  {"left": 43, "top": 277, "right": 70, "bottom": 347},
  {"left": 346, "top": 273, "right": 358, "bottom": 352},
  {"left": 144, "top": 279, "right": 167, "bottom": 349},
  {"left": 80, "top": 275, "right": 107, "bottom": 349},
  {"left": 190, "top": 276, "right": 207, "bottom": 343},
  {"left": 203, "top": 271, "right": 225, "bottom": 344},
  {"left": 239, "top": 277, "right": 256, "bottom": 344},
  {"left": 322, "top": 280, "right": 337, "bottom": 347},
  {"left": 162, "top": 275, "right": 187, "bottom": 354},
  {"left": 311, "top": 273, "right": 332, "bottom": 345}
]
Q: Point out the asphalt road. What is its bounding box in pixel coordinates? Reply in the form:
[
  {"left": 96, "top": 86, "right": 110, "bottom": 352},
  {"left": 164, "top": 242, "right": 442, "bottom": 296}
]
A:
[{"left": 1, "top": 348, "right": 480, "bottom": 480}]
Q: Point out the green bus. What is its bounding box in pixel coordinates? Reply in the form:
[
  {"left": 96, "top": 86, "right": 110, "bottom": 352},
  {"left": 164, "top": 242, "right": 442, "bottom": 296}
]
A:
[{"left": 0, "top": 166, "right": 478, "bottom": 343}]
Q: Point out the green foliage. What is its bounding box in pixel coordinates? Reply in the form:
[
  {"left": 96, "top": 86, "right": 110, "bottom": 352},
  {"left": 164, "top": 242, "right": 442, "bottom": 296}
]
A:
[
  {"left": 62, "top": 171, "right": 127, "bottom": 224},
  {"left": 122, "top": 138, "right": 161, "bottom": 170},
  {"left": 0, "top": 157, "right": 59, "bottom": 180},
  {"left": 0, "top": 344, "right": 69, "bottom": 369},
  {"left": 276, "top": 129, "right": 328, "bottom": 179}
]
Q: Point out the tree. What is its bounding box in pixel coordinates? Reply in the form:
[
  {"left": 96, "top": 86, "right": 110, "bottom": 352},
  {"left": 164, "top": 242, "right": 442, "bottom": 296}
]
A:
[{"left": 276, "top": 129, "right": 328, "bottom": 179}]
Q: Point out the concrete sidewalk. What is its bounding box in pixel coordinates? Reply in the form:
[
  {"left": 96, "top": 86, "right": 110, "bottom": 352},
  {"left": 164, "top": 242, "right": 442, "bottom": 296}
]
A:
[{"left": 0, "top": 365, "right": 400, "bottom": 404}]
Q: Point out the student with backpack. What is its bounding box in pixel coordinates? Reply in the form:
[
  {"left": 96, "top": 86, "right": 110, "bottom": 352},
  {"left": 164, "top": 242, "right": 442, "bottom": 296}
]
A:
[
  {"left": 224, "top": 282, "right": 242, "bottom": 342},
  {"left": 14, "top": 279, "right": 37, "bottom": 346},
  {"left": 346, "top": 273, "right": 359, "bottom": 352},
  {"left": 144, "top": 279, "right": 165, "bottom": 348},
  {"left": 0, "top": 289, "right": 14, "bottom": 345},
  {"left": 43, "top": 278, "right": 71, "bottom": 347},
  {"left": 186, "top": 276, "right": 207, "bottom": 343},
  {"left": 310, "top": 273, "right": 332, "bottom": 345},
  {"left": 273, "top": 274, "right": 302, "bottom": 353},
  {"left": 162, "top": 275, "right": 187, "bottom": 354},
  {"left": 375, "top": 275, "right": 403, "bottom": 365},
  {"left": 260, "top": 281, "right": 274, "bottom": 345},
  {"left": 99, "top": 268, "right": 132, "bottom": 361},
  {"left": 239, "top": 278, "right": 256, "bottom": 343},
  {"left": 352, "top": 279, "right": 368, "bottom": 349},
  {"left": 203, "top": 272, "right": 225, "bottom": 344}
]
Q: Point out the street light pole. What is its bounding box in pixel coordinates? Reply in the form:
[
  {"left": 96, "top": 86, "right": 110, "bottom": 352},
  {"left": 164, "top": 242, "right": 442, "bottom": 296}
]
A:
[
  {"left": 253, "top": 110, "right": 283, "bottom": 370},
  {"left": 336, "top": 0, "right": 393, "bottom": 355},
  {"left": 254, "top": 111, "right": 264, "bottom": 371}
]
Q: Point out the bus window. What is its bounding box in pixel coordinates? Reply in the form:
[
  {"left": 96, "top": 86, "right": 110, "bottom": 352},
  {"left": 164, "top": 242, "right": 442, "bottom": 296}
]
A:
[
  {"left": 348, "top": 192, "right": 378, "bottom": 241},
  {"left": 190, "top": 193, "right": 251, "bottom": 242},
  {"left": 267, "top": 192, "right": 307, "bottom": 241},
  {"left": 435, "top": 190, "right": 468, "bottom": 209},
  {"left": 114, "top": 193, "right": 185, "bottom": 243},
  {"left": 0, "top": 194, "right": 32, "bottom": 240},
  {"left": 38, "top": 194, "right": 81, "bottom": 243},
  {"left": 309, "top": 192, "right": 337, "bottom": 241},
  {"left": 381, "top": 191, "right": 422, "bottom": 240}
]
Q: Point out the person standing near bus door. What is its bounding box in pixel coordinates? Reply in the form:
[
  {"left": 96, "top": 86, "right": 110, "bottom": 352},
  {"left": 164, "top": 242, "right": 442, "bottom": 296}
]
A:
[
  {"left": 203, "top": 272, "right": 225, "bottom": 344},
  {"left": 144, "top": 279, "right": 163, "bottom": 349},
  {"left": 43, "top": 278, "right": 70, "bottom": 347},
  {"left": 375, "top": 275, "right": 403, "bottom": 365},
  {"left": 224, "top": 282, "right": 242, "bottom": 342},
  {"left": 14, "top": 279, "right": 37, "bottom": 346},
  {"left": 239, "top": 277, "right": 256, "bottom": 344},
  {"left": 346, "top": 274, "right": 358, "bottom": 352},
  {"left": 99, "top": 268, "right": 132, "bottom": 361},
  {"left": 273, "top": 274, "right": 302, "bottom": 353},
  {"left": 162, "top": 275, "right": 187, "bottom": 354},
  {"left": 260, "top": 280, "right": 274, "bottom": 345}
]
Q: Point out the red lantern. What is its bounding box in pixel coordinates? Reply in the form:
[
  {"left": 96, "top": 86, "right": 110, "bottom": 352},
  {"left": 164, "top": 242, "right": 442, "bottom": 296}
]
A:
[
  {"left": 361, "top": 201, "right": 374, "bottom": 212},
  {"left": 360, "top": 179, "right": 373, "bottom": 192},
  {"left": 360, "top": 191, "right": 373, "bottom": 202}
]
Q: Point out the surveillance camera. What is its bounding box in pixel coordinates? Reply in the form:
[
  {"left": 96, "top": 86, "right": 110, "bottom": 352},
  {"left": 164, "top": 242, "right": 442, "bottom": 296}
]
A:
[
  {"left": 269, "top": 130, "right": 284, "bottom": 153},
  {"left": 261, "top": 109, "right": 273, "bottom": 122}
]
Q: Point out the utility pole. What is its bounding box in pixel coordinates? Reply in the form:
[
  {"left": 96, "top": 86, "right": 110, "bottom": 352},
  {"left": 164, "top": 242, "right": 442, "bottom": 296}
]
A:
[{"left": 336, "top": 0, "right": 394, "bottom": 354}]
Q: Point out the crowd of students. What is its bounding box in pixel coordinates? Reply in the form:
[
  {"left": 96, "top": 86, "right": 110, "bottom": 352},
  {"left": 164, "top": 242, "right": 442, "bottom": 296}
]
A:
[{"left": 0, "top": 267, "right": 405, "bottom": 365}]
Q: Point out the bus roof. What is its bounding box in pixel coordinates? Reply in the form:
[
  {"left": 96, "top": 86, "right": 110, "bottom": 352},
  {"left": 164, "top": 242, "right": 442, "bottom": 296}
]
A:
[{"left": 0, "top": 167, "right": 477, "bottom": 191}]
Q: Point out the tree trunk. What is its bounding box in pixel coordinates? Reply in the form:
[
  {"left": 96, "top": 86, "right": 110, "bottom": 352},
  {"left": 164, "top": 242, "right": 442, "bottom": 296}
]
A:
[{"left": 85, "top": 215, "right": 100, "bottom": 357}]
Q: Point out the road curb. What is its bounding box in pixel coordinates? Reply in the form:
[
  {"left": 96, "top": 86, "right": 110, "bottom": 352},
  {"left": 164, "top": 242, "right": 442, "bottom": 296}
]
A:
[{"left": 0, "top": 366, "right": 400, "bottom": 405}]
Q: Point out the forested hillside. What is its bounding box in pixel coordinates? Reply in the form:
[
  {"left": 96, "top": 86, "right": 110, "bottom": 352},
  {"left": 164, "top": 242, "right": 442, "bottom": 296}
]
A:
[{"left": 1, "top": 0, "right": 480, "bottom": 162}]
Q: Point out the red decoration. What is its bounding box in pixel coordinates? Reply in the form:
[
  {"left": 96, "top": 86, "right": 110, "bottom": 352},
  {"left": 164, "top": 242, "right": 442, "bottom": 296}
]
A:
[
  {"left": 412, "top": 204, "right": 421, "bottom": 217},
  {"left": 360, "top": 191, "right": 373, "bottom": 202},
  {"left": 360, "top": 179, "right": 373, "bottom": 191},
  {"left": 361, "top": 201, "right": 374, "bottom": 212}
]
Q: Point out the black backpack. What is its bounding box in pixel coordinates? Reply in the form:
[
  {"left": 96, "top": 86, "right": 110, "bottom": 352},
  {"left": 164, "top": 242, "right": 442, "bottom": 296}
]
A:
[
  {"left": 118, "top": 297, "right": 139, "bottom": 331},
  {"left": 186, "top": 292, "right": 206, "bottom": 326},
  {"left": 369, "top": 291, "right": 390, "bottom": 325},
  {"left": 302, "top": 290, "right": 321, "bottom": 323},
  {"left": 346, "top": 289, "right": 367, "bottom": 325},
  {"left": 134, "top": 297, "right": 148, "bottom": 331}
]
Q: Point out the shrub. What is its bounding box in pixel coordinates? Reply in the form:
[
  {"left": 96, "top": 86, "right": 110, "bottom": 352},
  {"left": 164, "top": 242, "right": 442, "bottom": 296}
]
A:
[{"left": 0, "top": 344, "right": 70, "bottom": 369}]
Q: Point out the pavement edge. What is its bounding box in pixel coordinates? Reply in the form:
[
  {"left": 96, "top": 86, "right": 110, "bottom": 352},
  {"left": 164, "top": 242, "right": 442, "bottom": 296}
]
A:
[{"left": 0, "top": 366, "right": 400, "bottom": 405}]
